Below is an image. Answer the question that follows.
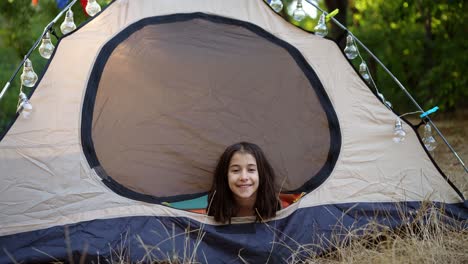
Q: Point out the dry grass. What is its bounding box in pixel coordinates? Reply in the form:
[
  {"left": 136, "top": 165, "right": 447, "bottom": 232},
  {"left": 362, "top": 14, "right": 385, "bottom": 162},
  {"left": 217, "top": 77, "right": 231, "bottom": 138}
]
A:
[
  {"left": 298, "top": 111, "right": 468, "bottom": 264},
  {"left": 298, "top": 202, "right": 468, "bottom": 264},
  {"left": 102, "top": 221, "right": 207, "bottom": 264}
]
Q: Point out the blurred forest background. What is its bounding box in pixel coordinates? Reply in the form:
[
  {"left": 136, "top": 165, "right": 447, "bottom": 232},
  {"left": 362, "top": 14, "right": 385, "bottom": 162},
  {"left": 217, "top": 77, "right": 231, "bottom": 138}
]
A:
[{"left": 0, "top": 0, "right": 467, "bottom": 134}]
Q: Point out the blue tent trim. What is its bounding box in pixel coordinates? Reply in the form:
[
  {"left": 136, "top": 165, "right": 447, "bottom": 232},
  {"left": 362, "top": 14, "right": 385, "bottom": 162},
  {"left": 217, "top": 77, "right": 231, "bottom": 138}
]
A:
[{"left": 1, "top": 201, "right": 466, "bottom": 263}]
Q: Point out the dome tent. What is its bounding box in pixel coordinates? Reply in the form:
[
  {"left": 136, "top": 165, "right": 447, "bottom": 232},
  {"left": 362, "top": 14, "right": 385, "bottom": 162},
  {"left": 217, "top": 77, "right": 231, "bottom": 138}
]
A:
[{"left": 0, "top": 0, "right": 466, "bottom": 263}]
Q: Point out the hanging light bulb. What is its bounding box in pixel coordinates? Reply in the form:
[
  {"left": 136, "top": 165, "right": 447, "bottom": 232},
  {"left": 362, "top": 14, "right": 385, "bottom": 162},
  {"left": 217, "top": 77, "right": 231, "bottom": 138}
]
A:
[
  {"left": 377, "top": 92, "right": 385, "bottom": 102},
  {"left": 314, "top": 13, "right": 328, "bottom": 37},
  {"left": 393, "top": 118, "right": 406, "bottom": 143},
  {"left": 359, "top": 61, "right": 371, "bottom": 83},
  {"left": 384, "top": 100, "right": 393, "bottom": 109},
  {"left": 422, "top": 123, "right": 437, "bottom": 152},
  {"left": 17, "top": 92, "right": 33, "bottom": 119},
  {"left": 38, "top": 31, "right": 55, "bottom": 59},
  {"left": 60, "top": 8, "right": 77, "bottom": 35},
  {"left": 269, "top": 0, "right": 283, "bottom": 13},
  {"left": 20, "top": 58, "right": 38, "bottom": 88},
  {"left": 292, "top": 0, "right": 307, "bottom": 22},
  {"left": 86, "top": 0, "right": 101, "bottom": 17},
  {"left": 344, "top": 34, "right": 358, "bottom": 60},
  {"left": 376, "top": 91, "right": 393, "bottom": 108}
]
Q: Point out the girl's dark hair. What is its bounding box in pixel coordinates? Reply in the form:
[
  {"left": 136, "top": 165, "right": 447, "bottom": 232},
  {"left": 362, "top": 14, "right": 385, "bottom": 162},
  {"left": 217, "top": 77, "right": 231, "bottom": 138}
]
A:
[{"left": 207, "top": 142, "right": 279, "bottom": 223}]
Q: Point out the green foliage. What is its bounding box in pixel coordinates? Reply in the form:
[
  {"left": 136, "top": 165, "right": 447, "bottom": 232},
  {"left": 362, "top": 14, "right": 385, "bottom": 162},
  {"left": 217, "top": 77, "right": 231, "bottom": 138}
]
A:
[
  {"left": 0, "top": 0, "right": 57, "bottom": 133},
  {"left": 266, "top": 0, "right": 467, "bottom": 113},
  {"left": 0, "top": 0, "right": 35, "bottom": 56},
  {"left": 0, "top": 0, "right": 110, "bottom": 133},
  {"left": 348, "top": 0, "right": 468, "bottom": 113}
]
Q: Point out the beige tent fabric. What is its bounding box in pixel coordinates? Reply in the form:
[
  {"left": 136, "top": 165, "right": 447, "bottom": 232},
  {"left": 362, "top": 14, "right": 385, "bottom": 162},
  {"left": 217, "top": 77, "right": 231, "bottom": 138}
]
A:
[{"left": 0, "top": 0, "right": 462, "bottom": 236}]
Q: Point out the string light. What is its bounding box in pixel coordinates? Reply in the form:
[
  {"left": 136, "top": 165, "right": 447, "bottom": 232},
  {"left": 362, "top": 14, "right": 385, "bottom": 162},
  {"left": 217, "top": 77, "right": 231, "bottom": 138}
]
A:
[
  {"left": 0, "top": 0, "right": 464, "bottom": 172},
  {"left": 393, "top": 118, "right": 406, "bottom": 143},
  {"left": 359, "top": 61, "right": 371, "bottom": 83},
  {"left": 344, "top": 34, "right": 358, "bottom": 59},
  {"left": 292, "top": 0, "right": 307, "bottom": 22},
  {"left": 423, "top": 123, "right": 437, "bottom": 152},
  {"left": 38, "top": 31, "right": 55, "bottom": 59},
  {"left": 86, "top": 0, "right": 102, "bottom": 17},
  {"left": 17, "top": 91, "right": 33, "bottom": 119},
  {"left": 60, "top": 8, "right": 76, "bottom": 35},
  {"left": 20, "top": 58, "right": 38, "bottom": 88},
  {"left": 377, "top": 92, "right": 385, "bottom": 102},
  {"left": 269, "top": 0, "right": 284, "bottom": 13},
  {"left": 384, "top": 100, "right": 392, "bottom": 109},
  {"left": 314, "top": 13, "right": 328, "bottom": 37}
]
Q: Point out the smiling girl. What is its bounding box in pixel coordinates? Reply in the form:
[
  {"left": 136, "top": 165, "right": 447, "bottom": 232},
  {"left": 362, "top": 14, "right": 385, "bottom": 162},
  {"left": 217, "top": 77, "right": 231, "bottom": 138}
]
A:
[{"left": 207, "top": 142, "right": 280, "bottom": 223}]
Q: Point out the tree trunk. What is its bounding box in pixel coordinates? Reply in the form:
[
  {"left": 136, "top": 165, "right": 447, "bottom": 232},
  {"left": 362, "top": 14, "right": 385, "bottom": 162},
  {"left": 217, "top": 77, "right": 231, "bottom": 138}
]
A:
[
  {"left": 418, "top": 0, "right": 434, "bottom": 100},
  {"left": 324, "top": 0, "right": 348, "bottom": 38}
]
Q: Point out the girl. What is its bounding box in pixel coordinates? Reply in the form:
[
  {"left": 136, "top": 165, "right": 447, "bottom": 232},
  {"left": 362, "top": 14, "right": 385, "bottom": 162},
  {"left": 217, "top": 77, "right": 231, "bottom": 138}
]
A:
[{"left": 207, "top": 142, "right": 280, "bottom": 223}]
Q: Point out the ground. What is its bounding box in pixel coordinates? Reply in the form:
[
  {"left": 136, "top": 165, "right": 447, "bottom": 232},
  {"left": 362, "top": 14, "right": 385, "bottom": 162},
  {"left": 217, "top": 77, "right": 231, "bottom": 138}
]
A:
[{"left": 424, "top": 109, "right": 467, "bottom": 197}]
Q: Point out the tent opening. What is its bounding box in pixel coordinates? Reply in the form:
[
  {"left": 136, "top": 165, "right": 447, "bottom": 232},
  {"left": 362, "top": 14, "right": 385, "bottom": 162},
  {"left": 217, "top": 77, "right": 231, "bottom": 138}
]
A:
[{"left": 81, "top": 13, "right": 341, "bottom": 205}]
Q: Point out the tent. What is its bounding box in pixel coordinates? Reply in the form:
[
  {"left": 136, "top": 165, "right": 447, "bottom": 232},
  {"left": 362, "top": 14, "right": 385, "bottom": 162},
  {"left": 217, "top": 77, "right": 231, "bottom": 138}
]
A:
[{"left": 0, "top": 0, "right": 466, "bottom": 262}]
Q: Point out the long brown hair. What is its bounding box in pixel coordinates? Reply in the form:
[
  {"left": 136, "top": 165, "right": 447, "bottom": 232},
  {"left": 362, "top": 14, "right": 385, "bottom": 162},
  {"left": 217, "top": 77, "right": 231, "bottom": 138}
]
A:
[{"left": 207, "top": 142, "right": 279, "bottom": 223}]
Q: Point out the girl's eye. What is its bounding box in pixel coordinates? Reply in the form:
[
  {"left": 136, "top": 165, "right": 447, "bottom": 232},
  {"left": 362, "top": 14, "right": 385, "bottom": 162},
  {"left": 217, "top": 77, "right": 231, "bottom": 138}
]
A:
[{"left": 248, "top": 169, "right": 256, "bottom": 172}]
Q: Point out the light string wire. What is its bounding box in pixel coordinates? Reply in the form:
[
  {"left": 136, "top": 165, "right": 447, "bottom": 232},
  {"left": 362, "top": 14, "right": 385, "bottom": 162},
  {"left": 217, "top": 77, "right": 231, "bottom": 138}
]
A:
[
  {"left": 1, "top": 0, "right": 466, "bottom": 173},
  {"left": 16, "top": 82, "right": 25, "bottom": 112},
  {"left": 399, "top": 111, "right": 423, "bottom": 118},
  {"left": 352, "top": 37, "right": 388, "bottom": 109},
  {"left": 0, "top": 0, "right": 78, "bottom": 100},
  {"left": 303, "top": 0, "right": 466, "bottom": 173}
]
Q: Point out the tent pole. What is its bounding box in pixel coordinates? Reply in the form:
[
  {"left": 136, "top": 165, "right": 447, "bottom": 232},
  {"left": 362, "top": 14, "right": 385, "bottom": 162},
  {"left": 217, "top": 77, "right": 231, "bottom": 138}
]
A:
[
  {"left": 305, "top": 0, "right": 467, "bottom": 173},
  {"left": 0, "top": 0, "right": 78, "bottom": 101}
]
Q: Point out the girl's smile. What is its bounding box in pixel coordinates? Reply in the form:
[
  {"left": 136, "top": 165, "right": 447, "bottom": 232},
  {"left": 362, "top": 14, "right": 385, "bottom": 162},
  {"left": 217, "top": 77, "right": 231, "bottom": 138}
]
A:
[
  {"left": 227, "top": 152, "right": 259, "bottom": 204},
  {"left": 208, "top": 142, "right": 278, "bottom": 222}
]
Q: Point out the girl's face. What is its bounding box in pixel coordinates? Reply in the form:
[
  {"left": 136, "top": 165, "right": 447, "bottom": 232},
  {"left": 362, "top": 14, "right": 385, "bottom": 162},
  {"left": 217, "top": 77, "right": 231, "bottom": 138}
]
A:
[{"left": 227, "top": 152, "right": 259, "bottom": 204}]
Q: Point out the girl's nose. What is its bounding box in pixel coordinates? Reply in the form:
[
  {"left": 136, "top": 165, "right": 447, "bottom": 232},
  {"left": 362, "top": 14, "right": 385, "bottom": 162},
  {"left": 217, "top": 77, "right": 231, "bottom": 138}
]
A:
[{"left": 239, "top": 170, "right": 248, "bottom": 180}]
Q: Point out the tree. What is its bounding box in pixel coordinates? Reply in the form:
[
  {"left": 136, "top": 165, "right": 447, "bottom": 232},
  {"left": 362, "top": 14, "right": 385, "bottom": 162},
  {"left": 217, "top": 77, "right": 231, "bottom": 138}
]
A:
[
  {"left": 348, "top": 0, "right": 468, "bottom": 112},
  {"left": 324, "top": 0, "right": 348, "bottom": 38},
  {"left": 0, "top": 0, "right": 107, "bottom": 133}
]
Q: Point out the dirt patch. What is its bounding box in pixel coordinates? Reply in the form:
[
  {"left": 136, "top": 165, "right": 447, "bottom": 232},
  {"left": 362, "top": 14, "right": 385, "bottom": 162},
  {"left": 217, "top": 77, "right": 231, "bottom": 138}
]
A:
[{"left": 412, "top": 109, "right": 467, "bottom": 197}]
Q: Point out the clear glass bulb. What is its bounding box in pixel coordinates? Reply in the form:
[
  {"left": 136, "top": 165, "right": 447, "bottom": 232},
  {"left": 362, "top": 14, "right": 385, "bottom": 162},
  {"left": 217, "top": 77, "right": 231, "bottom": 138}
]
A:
[
  {"left": 86, "top": 0, "right": 101, "bottom": 17},
  {"left": 422, "top": 123, "right": 437, "bottom": 152},
  {"left": 17, "top": 92, "right": 33, "bottom": 119},
  {"left": 20, "top": 58, "right": 38, "bottom": 87},
  {"left": 344, "top": 34, "right": 358, "bottom": 60},
  {"left": 377, "top": 92, "right": 385, "bottom": 102},
  {"left": 393, "top": 118, "right": 406, "bottom": 143},
  {"left": 60, "top": 9, "right": 76, "bottom": 35},
  {"left": 39, "top": 31, "right": 55, "bottom": 59},
  {"left": 359, "top": 61, "right": 371, "bottom": 82},
  {"left": 385, "top": 100, "right": 393, "bottom": 109},
  {"left": 269, "top": 0, "right": 283, "bottom": 13},
  {"left": 314, "top": 13, "right": 328, "bottom": 37},
  {"left": 292, "top": 0, "right": 306, "bottom": 22}
]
